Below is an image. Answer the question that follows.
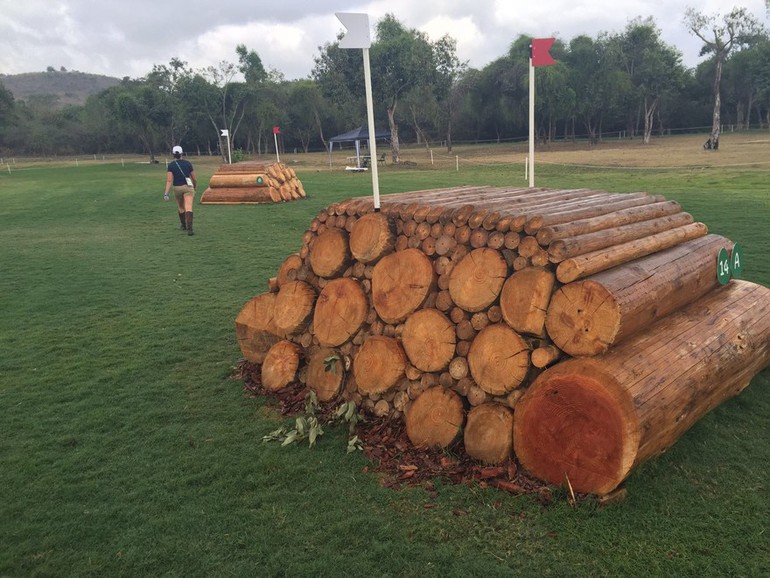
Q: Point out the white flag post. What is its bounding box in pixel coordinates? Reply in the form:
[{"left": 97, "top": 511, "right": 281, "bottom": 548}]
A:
[
  {"left": 336, "top": 12, "right": 381, "bottom": 211},
  {"left": 528, "top": 38, "right": 556, "bottom": 188},
  {"left": 528, "top": 55, "right": 535, "bottom": 188},
  {"left": 221, "top": 129, "right": 232, "bottom": 164}
]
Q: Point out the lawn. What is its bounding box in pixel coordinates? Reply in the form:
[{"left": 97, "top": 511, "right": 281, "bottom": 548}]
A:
[{"left": 1, "top": 134, "right": 769, "bottom": 576}]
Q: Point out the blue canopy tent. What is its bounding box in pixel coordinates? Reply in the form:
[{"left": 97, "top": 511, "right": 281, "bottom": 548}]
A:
[{"left": 328, "top": 126, "right": 390, "bottom": 169}]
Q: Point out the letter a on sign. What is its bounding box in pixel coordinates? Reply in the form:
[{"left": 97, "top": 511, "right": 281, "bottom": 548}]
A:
[{"left": 531, "top": 38, "right": 556, "bottom": 66}]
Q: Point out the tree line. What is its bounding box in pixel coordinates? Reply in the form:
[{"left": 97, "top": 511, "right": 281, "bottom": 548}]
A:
[{"left": 0, "top": 6, "right": 767, "bottom": 161}]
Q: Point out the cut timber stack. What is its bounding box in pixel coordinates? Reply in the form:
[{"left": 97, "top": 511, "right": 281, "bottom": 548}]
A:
[
  {"left": 200, "top": 161, "right": 306, "bottom": 204},
  {"left": 235, "top": 185, "right": 770, "bottom": 495}
]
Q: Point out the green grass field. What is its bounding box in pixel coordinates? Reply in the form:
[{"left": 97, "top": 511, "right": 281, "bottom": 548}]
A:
[{"left": 1, "top": 141, "right": 769, "bottom": 576}]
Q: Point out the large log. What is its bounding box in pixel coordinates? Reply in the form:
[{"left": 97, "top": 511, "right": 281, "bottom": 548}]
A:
[
  {"left": 400, "top": 308, "right": 456, "bottom": 372},
  {"left": 261, "top": 340, "right": 301, "bottom": 391},
  {"left": 235, "top": 292, "right": 282, "bottom": 363},
  {"left": 372, "top": 248, "right": 435, "bottom": 323},
  {"left": 305, "top": 347, "right": 345, "bottom": 402},
  {"left": 309, "top": 228, "right": 351, "bottom": 278},
  {"left": 448, "top": 248, "right": 508, "bottom": 312},
  {"left": 349, "top": 212, "right": 395, "bottom": 263},
  {"left": 499, "top": 267, "right": 555, "bottom": 337},
  {"left": 555, "top": 222, "right": 708, "bottom": 283},
  {"left": 467, "top": 324, "right": 530, "bottom": 395},
  {"left": 463, "top": 403, "right": 514, "bottom": 465},
  {"left": 545, "top": 235, "right": 732, "bottom": 356},
  {"left": 273, "top": 280, "right": 316, "bottom": 335},
  {"left": 208, "top": 174, "right": 269, "bottom": 188},
  {"left": 514, "top": 280, "right": 770, "bottom": 495},
  {"left": 313, "top": 278, "right": 368, "bottom": 347},
  {"left": 353, "top": 336, "right": 407, "bottom": 395},
  {"left": 405, "top": 386, "right": 465, "bottom": 448}
]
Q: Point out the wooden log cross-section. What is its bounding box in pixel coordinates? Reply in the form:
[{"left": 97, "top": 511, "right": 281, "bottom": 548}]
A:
[{"left": 235, "top": 185, "right": 770, "bottom": 494}]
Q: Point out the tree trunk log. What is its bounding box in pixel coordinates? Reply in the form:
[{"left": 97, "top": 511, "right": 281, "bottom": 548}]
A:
[
  {"left": 514, "top": 280, "right": 770, "bottom": 495},
  {"left": 305, "top": 347, "right": 345, "bottom": 402},
  {"left": 313, "top": 278, "right": 368, "bottom": 347},
  {"left": 464, "top": 403, "right": 514, "bottom": 465},
  {"left": 555, "top": 222, "right": 708, "bottom": 283},
  {"left": 353, "top": 336, "right": 407, "bottom": 395},
  {"left": 500, "top": 267, "right": 556, "bottom": 337},
  {"left": 546, "top": 235, "right": 732, "bottom": 356},
  {"left": 405, "top": 386, "right": 465, "bottom": 448},
  {"left": 448, "top": 248, "right": 508, "bottom": 312},
  {"left": 349, "top": 212, "right": 395, "bottom": 263},
  {"left": 235, "top": 292, "right": 282, "bottom": 363},
  {"left": 261, "top": 340, "right": 301, "bottom": 391},
  {"left": 274, "top": 280, "right": 316, "bottom": 335},
  {"left": 309, "top": 228, "right": 351, "bottom": 278},
  {"left": 467, "top": 324, "right": 530, "bottom": 395},
  {"left": 401, "top": 308, "right": 456, "bottom": 372},
  {"left": 372, "top": 248, "right": 435, "bottom": 323},
  {"left": 277, "top": 254, "right": 303, "bottom": 288}
]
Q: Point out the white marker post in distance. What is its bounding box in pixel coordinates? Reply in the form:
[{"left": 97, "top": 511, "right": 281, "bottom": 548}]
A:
[{"left": 336, "top": 12, "right": 381, "bottom": 212}]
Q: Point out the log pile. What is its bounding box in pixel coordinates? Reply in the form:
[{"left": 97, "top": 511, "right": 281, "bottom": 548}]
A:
[
  {"left": 235, "top": 185, "right": 770, "bottom": 495},
  {"left": 200, "top": 161, "right": 306, "bottom": 204}
]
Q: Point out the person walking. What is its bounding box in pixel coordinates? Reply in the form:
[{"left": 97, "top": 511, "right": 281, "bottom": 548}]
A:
[{"left": 163, "top": 145, "right": 197, "bottom": 235}]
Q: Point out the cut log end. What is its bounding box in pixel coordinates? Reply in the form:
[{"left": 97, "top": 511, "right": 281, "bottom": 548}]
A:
[
  {"left": 405, "top": 386, "right": 465, "bottom": 448},
  {"left": 464, "top": 403, "right": 514, "bottom": 465},
  {"left": 513, "top": 364, "right": 640, "bottom": 495}
]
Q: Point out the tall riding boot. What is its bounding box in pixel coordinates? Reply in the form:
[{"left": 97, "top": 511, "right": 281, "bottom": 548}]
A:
[
  {"left": 185, "top": 211, "right": 194, "bottom": 236},
  {"left": 178, "top": 212, "right": 187, "bottom": 230}
]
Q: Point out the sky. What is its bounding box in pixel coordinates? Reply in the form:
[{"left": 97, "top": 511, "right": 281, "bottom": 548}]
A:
[{"left": 1, "top": 1, "right": 768, "bottom": 81}]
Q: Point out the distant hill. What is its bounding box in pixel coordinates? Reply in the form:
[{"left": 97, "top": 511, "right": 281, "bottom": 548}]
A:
[{"left": 0, "top": 70, "right": 122, "bottom": 107}]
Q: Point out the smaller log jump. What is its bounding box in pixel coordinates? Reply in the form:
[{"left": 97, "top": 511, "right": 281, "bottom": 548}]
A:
[{"left": 200, "top": 161, "right": 306, "bottom": 204}]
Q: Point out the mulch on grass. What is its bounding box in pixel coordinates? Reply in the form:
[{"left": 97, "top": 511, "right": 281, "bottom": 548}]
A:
[{"left": 234, "top": 360, "right": 553, "bottom": 502}]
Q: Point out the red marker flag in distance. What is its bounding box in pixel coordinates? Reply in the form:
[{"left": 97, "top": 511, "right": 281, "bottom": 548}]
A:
[
  {"left": 273, "top": 126, "right": 280, "bottom": 134},
  {"left": 531, "top": 38, "right": 556, "bottom": 67}
]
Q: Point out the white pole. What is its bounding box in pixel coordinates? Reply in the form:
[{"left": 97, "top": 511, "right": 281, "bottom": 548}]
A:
[
  {"left": 274, "top": 131, "right": 280, "bottom": 163},
  {"left": 524, "top": 156, "right": 528, "bottom": 181},
  {"left": 76, "top": 158, "right": 79, "bottom": 167},
  {"left": 430, "top": 149, "right": 434, "bottom": 165},
  {"left": 528, "top": 55, "right": 535, "bottom": 188},
  {"left": 121, "top": 158, "right": 125, "bottom": 167},
  {"left": 456, "top": 155, "right": 459, "bottom": 172},
  {"left": 227, "top": 134, "right": 232, "bottom": 164},
  {"left": 6, "top": 164, "right": 10, "bottom": 174},
  {"left": 362, "top": 47, "right": 380, "bottom": 211}
]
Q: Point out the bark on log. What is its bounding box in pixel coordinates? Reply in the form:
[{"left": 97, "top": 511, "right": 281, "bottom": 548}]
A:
[
  {"left": 235, "top": 292, "right": 282, "bottom": 363},
  {"left": 514, "top": 280, "right": 770, "bottom": 495},
  {"left": 547, "top": 212, "right": 695, "bottom": 262},
  {"left": 353, "top": 336, "right": 407, "bottom": 395},
  {"left": 305, "top": 347, "right": 344, "bottom": 402},
  {"left": 313, "top": 278, "right": 368, "bottom": 347},
  {"left": 401, "top": 308, "right": 456, "bottom": 372},
  {"left": 546, "top": 235, "right": 732, "bottom": 356},
  {"left": 463, "top": 403, "right": 514, "bottom": 465},
  {"left": 261, "top": 340, "right": 301, "bottom": 391},
  {"left": 273, "top": 280, "right": 316, "bottom": 335},
  {"left": 405, "top": 386, "right": 465, "bottom": 448},
  {"left": 372, "top": 248, "right": 435, "bottom": 323},
  {"left": 448, "top": 248, "right": 508, "bottom": 312},
  {"left": 349, "top": 212, "right": 395, "bottom": 263},
  {"left": 309, "top": 228, "right": 351, "bottom": 278},
  {"left": 555, "top": 222, "right": 708, "bottom": 283},
  {"left": 467, "top": 324, "right": 530, "bottom": 395},
  {"left": 500, "top": 267, "right": 556, "bottom": 337}
]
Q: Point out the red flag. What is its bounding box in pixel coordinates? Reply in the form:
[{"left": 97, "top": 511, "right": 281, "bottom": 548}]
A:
[
  {"left": 272, "top": 126, "right": 281, "bottom": 135},
  {"left": 531, "top": 38, "right": 556, "bottom": 67}
]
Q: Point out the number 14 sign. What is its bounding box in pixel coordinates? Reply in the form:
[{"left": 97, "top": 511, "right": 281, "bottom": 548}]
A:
[{"left": 717, "top": 243, "right": 743, "bottom": 285}]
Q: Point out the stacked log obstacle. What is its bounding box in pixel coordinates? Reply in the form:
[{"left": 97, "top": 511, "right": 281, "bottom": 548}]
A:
[
  {"left": 235, "top": 185, "right": 770, "bottom": 494},
  {"left": 200, "top": 161, "right": 306, "bottom": 204}
]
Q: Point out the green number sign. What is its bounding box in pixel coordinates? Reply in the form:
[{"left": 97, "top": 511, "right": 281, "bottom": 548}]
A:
[
  {"left": 730, "top": 242, "right": 743, "bottom": 278},
  {"left": 717, "top": 247, "right": 731, "bottom": 285},
  {"left": 256, "top": 176, "right": 264, "bottom": 185}
]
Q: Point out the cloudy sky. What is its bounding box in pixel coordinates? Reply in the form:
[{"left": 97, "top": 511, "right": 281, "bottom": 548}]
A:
[{"left": 1, "top": 1, "right": 768, "bottom": 80}]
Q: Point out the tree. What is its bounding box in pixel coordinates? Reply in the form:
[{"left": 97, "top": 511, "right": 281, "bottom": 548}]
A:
[
  {"left": 612, "top": 18, "right": 685, "bottom": 143},
  {"left": 684, "top": 6, "right": 764, "bottom": 150}
]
